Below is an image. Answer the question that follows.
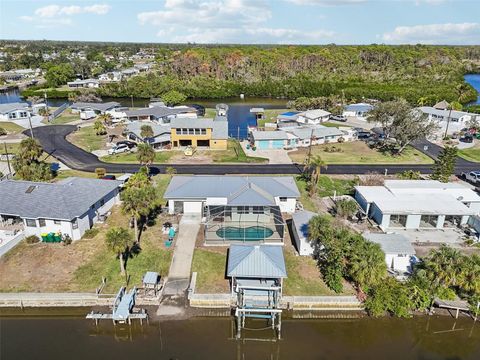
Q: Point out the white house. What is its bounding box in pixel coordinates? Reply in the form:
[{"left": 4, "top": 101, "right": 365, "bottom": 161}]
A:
[
  {"left": 0, "top": 102, "right": 31, "bottom": 121},
  {"left": 67, "top": 78, "right": 100, "bottom": 88},
  {"left": 287, "top": 126, "right": 355, "bottom": 147},
  {"left": 355, "top": 180, "right": 480, "bottom": 230},
  {"left": 297, "top": 109, "right": 331, "bottom": 125},
  {"left": 291, "top": 210, "right": 317, "bottom": 256},
  {"left": 0, "top": 177, "right": 121, "bottom": 241},
  {"left": 418, "top": 106, "right": 480, "bottom": 125},
  {"left": 363, "top": 232, "right": 416, "bottom": 274},
  {"left": 71, "top": 101, "right": 121, "bottom": 115},
  {"left": 343, "top": 103, "right": 374, "bottom": 119}
]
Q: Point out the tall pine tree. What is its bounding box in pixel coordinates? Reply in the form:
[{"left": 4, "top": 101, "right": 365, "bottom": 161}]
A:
[{"left": 431, "top": 146, "right": 457, "bottom": 183}]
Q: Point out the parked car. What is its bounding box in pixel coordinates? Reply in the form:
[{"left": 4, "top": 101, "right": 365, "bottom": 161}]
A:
[
  {"left": 116, "top": 140, "right": 137, "bottom": 149},
  {"left": 461, "top": 171, "right": 480, "bottom": 184},
  {"left": 101, "top": 175, "right": 117, "bottom": 180},
  {"left": 460, "top": 135, "right": 474, "bottom": 143},
  {"left": 357, "top": 131, "right": 372, "bottom": 140},
  {"left": 108, "top": 143, "right": 130, "bottom": 155},
  {"left": 330, "top": 115, "right": 347, "bottom": 122}
]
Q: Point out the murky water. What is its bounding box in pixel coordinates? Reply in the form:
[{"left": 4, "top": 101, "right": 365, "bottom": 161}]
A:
[{"left": 1, "top": 314, "right": 479, "bottom": 359}]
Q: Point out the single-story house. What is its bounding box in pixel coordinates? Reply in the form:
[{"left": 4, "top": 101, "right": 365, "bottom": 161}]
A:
[
  {"left": 164, "top": 175, "right": 300, "bottom": 244},
  {"left": 170, "top": 115, "right": 228, "bottom": 150},
  {"left": 418, "top": 106, "right": 480, "bottom": 124},
  {"left": 250, "top": 130, "right": 297, "bottom": 149},
  {"left": 355, "top": 180, "right": 480, "bottom": 230},
  {"left": 287, "top": 126, "right": 354, "bottom": 147},
  {"left": 67, "top": 78, "right": 100, "bottom": 88},
  {"left": 125, "top": 121, "right": 172, "bottom": 149},
  {"left": 71, "top": 101, "right": 121, "bottom": 115},
  {"left": 363, "top": 232, "right": 416, "bottom": 274},
  {"left": 343, "top": 103, "right": 374, "bottom": 119},
  {"left": 0, "top": 102, "right": 31, "bottom": 121},
  {"left": 290, "top": 210, "right": 317, "bottom": 256},
  {"left": 276, "top": 111, "right": 300, "bottom": 123},
  {"left": 124, "top": 106, "right": 196, "bottom": 123},
  {"left": 0, "top": 177, "right": 121, "bottom": 241},
  {"left": 297, "top": 109, "right": 331, "bottom": 125},
  {"left": 433, "top": 100, "right": 449, "bottom": 110},
  {"left": 227, "top": 244, "right": 287, "bottom": 302}
]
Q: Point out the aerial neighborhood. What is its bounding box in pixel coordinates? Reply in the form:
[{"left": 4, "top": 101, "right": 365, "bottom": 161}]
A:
[{"left": 0, "top": 40, "right": 479, "bottom": 345}]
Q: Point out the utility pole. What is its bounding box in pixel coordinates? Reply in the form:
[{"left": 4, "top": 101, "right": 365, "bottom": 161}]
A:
[
  {"left": 444, "top": 107, "right": 453, "bottom": 139},
  {"left": 44, "top": 91, "right": 49, "bottom": 122},
  {"left": 306, "top": 128, "right": 314, "bottom": 166},
  {"left": 3, "top": 142, "right": 12, "bottom": 177},
  {"left": 131, "top": 95, "right": 134, "bottom": 108},
  {"left": 27, "top": 113, "right": 34, "bottom": 139}
]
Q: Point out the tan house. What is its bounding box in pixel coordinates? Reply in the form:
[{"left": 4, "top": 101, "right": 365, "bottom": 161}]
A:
[{"left": 170, "top": 115, "right": 228, "bottom": 150}]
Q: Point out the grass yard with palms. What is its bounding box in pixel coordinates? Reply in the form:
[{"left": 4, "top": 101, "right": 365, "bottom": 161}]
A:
[
  {"left": 68, "top": 125, "right": 107, "bottom": 152},
  {"left": 288, "top": 141, "right": 433, "bottom": 164},
  {"left": 0, "top": 121, "right": 24, "bottom": 134}
]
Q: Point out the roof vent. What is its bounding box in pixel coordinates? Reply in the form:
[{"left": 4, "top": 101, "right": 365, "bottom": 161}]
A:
[
  {"left": 25, "top": 185, "right": 37, "bottom": 194},
  {"left": 457, "top": 196, "right": 464, "bottom": 201}
]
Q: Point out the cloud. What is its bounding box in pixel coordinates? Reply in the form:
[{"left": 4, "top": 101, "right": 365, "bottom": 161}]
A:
[
  {"left": 33, "top": 4, "right": 111, "bottom": 18},
  {"left": 139, "top": 0, "right": 335, "bottom": 44},
  {"left": 382, "top": 22, "right": 480, "bottom": 44},
  {"left": 285, "top": 0, "right": 367, "bottom": 5}
]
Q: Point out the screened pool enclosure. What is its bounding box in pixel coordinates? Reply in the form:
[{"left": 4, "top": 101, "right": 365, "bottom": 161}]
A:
[{"left": 204, "top": 205, "right": 285, "bottom": 244}]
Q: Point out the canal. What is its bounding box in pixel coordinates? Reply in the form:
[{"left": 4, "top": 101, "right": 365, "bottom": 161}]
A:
[
  {"left": 0, "top": 315, "right": 479, "bottom": 359},
  {"left": 465, "top": 74, "right": 480, "bottom": 105}
]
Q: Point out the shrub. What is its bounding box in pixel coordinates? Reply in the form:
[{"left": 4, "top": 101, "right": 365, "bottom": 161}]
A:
[
  {"left": 62, "top": 234, "right": 72, "bottom": 245},
  {"left": 0, "top": 127, "right": 6, "bottom": 136},
  {"left": 83, "top": 228, "right": 99, "bottom": 239},
  {"left": 335, "top": 199, "right": 358, "bottom": 219},
  {"left": 25, "top": 235, "right": 40, "bottom": 244}
]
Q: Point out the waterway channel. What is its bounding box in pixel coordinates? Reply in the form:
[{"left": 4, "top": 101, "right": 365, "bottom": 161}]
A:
[{"left": 0, "top": 312, "right": 479, "bottom": 359}]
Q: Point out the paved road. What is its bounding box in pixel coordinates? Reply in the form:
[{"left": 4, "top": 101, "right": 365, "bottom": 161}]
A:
[{"left": 28, "top": 125, "right": 480, "bottom": 175}]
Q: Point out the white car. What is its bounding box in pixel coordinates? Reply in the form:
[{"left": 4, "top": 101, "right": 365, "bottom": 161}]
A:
[
  {"left": 108, "top": 144, "right": 130, "bottom": 155},
  {"left": 461, "top": 171, "right": 480, "bottom": 184}
]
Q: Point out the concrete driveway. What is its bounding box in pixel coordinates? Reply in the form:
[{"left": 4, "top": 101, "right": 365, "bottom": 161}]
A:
[{"left": 240, "top": 141, "right": 292, "bottom": 164}]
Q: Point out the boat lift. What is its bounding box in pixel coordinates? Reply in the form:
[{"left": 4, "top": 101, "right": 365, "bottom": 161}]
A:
[{"left": 86, "top": 286, "right": 148, "bottom": 326}]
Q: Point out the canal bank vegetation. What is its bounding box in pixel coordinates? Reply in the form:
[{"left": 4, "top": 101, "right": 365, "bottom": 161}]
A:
[{"left": 308, "top": 215, "right": 480, "bottom": 318}]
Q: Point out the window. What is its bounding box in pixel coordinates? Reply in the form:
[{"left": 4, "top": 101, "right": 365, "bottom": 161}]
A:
[
  {"left": 182, "top": 128, "right": 188, "bottom": 135},
  {"left": 99, "top": 199, "right": 105, "bottom": 207},
  {"left": 279, "top": 197, "right": 288, "bottom": 202},
  {"left": 26, "top": 219, "right": 36, "bottom": 227},
  {"left": 19, "top": 111, "right": 27, "bottom": 118},
  {"left": 90, "top": 204, "right": 95, "bottom": 210},
  {"left": 72, "top": 220, "right": 78, "bottom": 229},
  {"left": 237, "top": 206, "right": 249, "bottom": 214},
  {"left": 188, "top": 128, "right": 194, "bottom": 135},
  {"left": 9, "top": 112, "right": 17, "bottom": 119},
  {"left": 253, "top": 206, "right": 264, "bottom": 214},
  {"left": 54, "top": 220, "right": 61, "bottom": 225},
  {"left": 201, "top": 129, "right": 207, "bottom": 135},
  {"left": 38, "top": 219, "right": 46, "bottom": 227}
]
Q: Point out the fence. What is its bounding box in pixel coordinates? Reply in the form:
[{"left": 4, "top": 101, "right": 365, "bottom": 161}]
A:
[
  {"left": 48, "top": 102, "right": 69, "bottom": 121},
  {"left": 281, "top": 296, "right": 363, "bottom": 311},
  {"left": 0, "top": 232, "right": 25, "bottom": 258}
]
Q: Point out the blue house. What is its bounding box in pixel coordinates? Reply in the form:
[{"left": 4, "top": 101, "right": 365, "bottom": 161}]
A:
[{"left": 250, "top": 130, "right": 296, "bottom": 149}]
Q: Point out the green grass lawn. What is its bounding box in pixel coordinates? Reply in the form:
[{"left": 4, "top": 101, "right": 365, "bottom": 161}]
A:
[
  {"left": 458, "top": 143, "right": 480, "bottom": 162},
  {"left": 0, "top": 143, "right": 20, "bottom": 154},
  {"left": 294, "top": 177, "right": 318, "bottom": 212},
  {"left": 68, "top": 125, "right": 106, "bottom": 152},
  {"left": 283, "top": 248, "right": 354, "bottom": 296},
  {"left": 191, "top": 249, "right": 229, "bottom": 293},
  {"left": 321, "top": 122, "right": 351, "bottom": 128},
  {"left": 257, "top": 109, "right": 289, "bottom": 128},
  {"left": 101, "top": 151, "right": 177, "bottom": 163},
  {"left": 44, "top": 109, "right": 80, "bottom": 125},
  {"left": 289, "top": 141, "right": 433, "bottom": 165},
  {"left": 0, "top": 121, "right": 24, "bottom": 134},
  {"left": 212, "top": 139, "right": 267, "bottom": 163},
  {"left": 54, "top": 170, "right": 103, "bottom": 180},
  {"left": 295, "top": 175, "right": 356, "bottom": 203},
  {"left": 204, "top": 108, "right": 217, "bottom": 118}
]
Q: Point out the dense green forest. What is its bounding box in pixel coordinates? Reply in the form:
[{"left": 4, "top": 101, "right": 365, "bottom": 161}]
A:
[{"left": 2, "top": 41, "right": 479, "bottom": 104}]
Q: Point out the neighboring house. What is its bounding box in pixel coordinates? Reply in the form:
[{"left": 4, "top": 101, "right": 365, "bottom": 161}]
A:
[
  {"left": 343, "top": 103, "right": 374, "bottom": 119},
  {"left": 433, "top": 100, "right": 449, "bottom": 110},
  {"left": 170, "top": 115, "right": 228, "bottom": 150},
  {"left": 71, "top": 101, "right": 121, "bottom": 115},
  {"left": 363, "top": 232, "right": 416, "bottom": 274},
  {"left": 125, "top": 121, "right": 171, "bottom": 149},
  {"left": 164, "top": 175, "right": 300, "bottom": 244},
  {"left": 124, "top": 106, "right": 196, "bottom": 123},
  {"left": 287, "top": 126, "right": 354, "bottom": 147},
  {"left": 0, "top": 102, "right": 31, "bottom": 121},
  {"left": 121, "top": 68, "right": 139, "bottom": 78},
  {"left": 98, "top": 71, "right": 122, "bottom": 82},
  {"left": 297, "top": 109, "right": 331, "bottom": 125},
  {"left": 0, "top": 177, "right": 121, "bottom": 241},
  {"left": 276, "top": 111, "right": 300, "bottom": 123},
  {"left": 227, "top": 244, "right": 287, "bottom": 299},
  {"left": 250, "top": 130, "right": 295, "bottom": 150},
  {"left": 290, "top": 210, "right": 317, "bottom": 256},
  {"left": 355, "top": 180, "right": 480, "bottom": 230},
  {"left": 67, "top": 78, "right": 100, "bottom": 88},
  {"left": 418, "top": 106, "right": 480, "bottom": 125}
]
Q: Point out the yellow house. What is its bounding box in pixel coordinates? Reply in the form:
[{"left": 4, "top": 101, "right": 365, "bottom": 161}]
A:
[{"left": 170, "top": 116, "right": 228, "bottom": 150}]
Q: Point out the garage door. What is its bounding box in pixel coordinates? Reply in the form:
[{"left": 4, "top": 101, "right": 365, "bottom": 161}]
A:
[{"left": 184, "top": 201, "right": 203, "bottom": 214}]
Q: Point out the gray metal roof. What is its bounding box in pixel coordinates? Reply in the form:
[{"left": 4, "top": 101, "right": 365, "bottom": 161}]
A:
[
  {"left": 363, "top": 232, "right": 416, "bottom": 255},
  {"left": 71, "top": 101, "right": 120, "bottom": 112},
  {"left": 212, "top": 119, "right": 228, "bottom": 139},
  {"left": 344, "top": 103, "right": 374, "bottom": 112},
  {"left": 164, "top": 175, "right": 300, "bottom": 204},
  {"left": 0, "top": 177, "right": 121, "bottom": 221},
  {"left": 125, "top": 106, "right": 191, "bottom": 118},
  {"left": 0, "top": 102, "right": 29, "bottom": 114},
  {"left": 288, "top": 126, "right": 344, "bottom": 140},
  {"left": 227, "top": 245, "right": 287, "bottom": 278},
  {"left": 291, "top": 210, "right": 317, "bottom": 240},
  {"left": 251, "top": 130, "right": 289, "bottom": 141},
  {"left": 171, "top": 117, "right": 214, "bottom": 128},
  {"left": 126, "top": 121, "right": 171, "bottom": 139}
]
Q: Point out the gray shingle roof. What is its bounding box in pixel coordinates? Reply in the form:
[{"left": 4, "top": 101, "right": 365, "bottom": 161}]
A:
[
  {"left": 291, "top": 210, "right": 317, "bottom": 240},
  {"left": 171, "top": 117, "right": 214, "bottom": 128},
  {"left": 164, "top": 176, "right": 300, "bottom": 204},
  {"left": 227, "top": 245, "right": 287, "bottom": 278},
  {"left": 288, "top": 126, "right": 344, "bottom": 140},
  {"left": 251, "top": 130, "right": 289, "bottom": 140},
  {"left": 0, "top": 102, "right": 29, "bottom": 114},
  {"left": 0, "top": 177, "right": 121, "bottom": 221},
  {"left": 71, "top": 102, "right": 120, "bottom": 112},
  {"left": 125, "top": 107, "right": 192, "bottom": 118},
  {"left": 363, "top": 232, "right": 416, "bottom": 255}
]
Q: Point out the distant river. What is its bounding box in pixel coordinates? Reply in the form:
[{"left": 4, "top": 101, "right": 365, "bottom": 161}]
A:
[
  {"left": 0, "top": 88, "right": 285, "bottom": 139},
  {"left": 464, "top": 74, "right": 480, "bottom": 105},
  {"left": 0, "top": 314, "right": 479, "bottom": 359}
]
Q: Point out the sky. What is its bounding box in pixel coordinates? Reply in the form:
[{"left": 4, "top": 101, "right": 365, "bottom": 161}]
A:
[{"left": 0, "top": 0, "right": 479, "bottom": 45}]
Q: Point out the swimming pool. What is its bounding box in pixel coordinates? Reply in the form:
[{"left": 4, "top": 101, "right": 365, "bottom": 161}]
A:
[
  {"left": 216, "top": 226, "right": 274, "bottom": 241},
  {"left": 281, "top": 111, "right": 299, "bottom": 116}
]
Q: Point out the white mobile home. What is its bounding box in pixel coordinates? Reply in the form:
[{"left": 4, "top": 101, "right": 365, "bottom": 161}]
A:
[
  {"left": 0, "top": 102, "right": 31, "bottom": 121},
  {"left": 297, "top": 109, "right": 331, "bottom": 125}
]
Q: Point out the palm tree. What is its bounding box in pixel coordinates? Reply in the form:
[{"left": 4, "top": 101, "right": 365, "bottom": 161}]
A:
[
  {"left": 305, "top": 155, "right": 327, "bottom": 196},
  {"left": 121, "top": 185, "right": 156, "bottom": 242},
  {"left": 417, "top": 96, "right": 428, "bottom": 106},
  {"left": 348, "top": 241, "right": 387, "bottom": 289},
  {"left": 444, "top": 101, "right": 463, "bottom": 139},
  {"left": 457, "top": 254, "right": 480, "bottom": 295},
  {"left": 98, "top": 113, "right": 113, "bottom": 127},
  {"left": 140, "top": 124, "right": 154, "bottom": 139},
  {"left": 136, "top": 143, "right": 155, "bottom": 168},
  {"left": 166, "top": 166, "right": 177, "bottom": 178},
  {"left": 423, "top": 245, "right": 462, "bottom": 288},
  {"left": 93, "top": 119, "right": 106, "bottom": 135},
  {"left": 17, "top": 137, "right": 43, "bottom": 161},
  {"left": 105, "top": 227, "right": 134, "bottom": 275}
]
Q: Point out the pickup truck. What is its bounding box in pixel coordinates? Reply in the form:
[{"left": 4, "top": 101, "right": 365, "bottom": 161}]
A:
[{"left": 461, "top": 171, "right": 480, "bottom": 184}]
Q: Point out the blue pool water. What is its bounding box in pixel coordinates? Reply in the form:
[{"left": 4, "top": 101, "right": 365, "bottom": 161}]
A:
[
  {"left": 464, "top": 74, "right": 480, "bottom": 105},
  {"left": 216, "top": 226, "right": 274, "bottom": 241}
]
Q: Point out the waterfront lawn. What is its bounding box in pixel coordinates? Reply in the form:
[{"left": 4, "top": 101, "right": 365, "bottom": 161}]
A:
[
  {"left": 204, "top": 108, "right": 217, "bottom": 118},
  {"left": 68, "top": 125, "right": 106, "bottom": 152},
  {"left": 212, "top": 139, "right": 267, "bottom": 163},
  {"left": 0, "top": 121, "right": 24, "bottom": 134},
  {"left": 191, "top": 248, "right": 229, "bottom": 293},
  {"left": 283, "top": 247, "right": 354, "bottom": 296},
  {"left": 101, "top": 150, "right": 178, "bottom": 164},
  {"left": 0, "top": 206, "right": 174, "bottom": 293},
  {"left": 258, "top": 109, "right": 289, "bottom": 128},
  {"left": 288, "top": 141, "right": 433, "bottom": 165}
]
